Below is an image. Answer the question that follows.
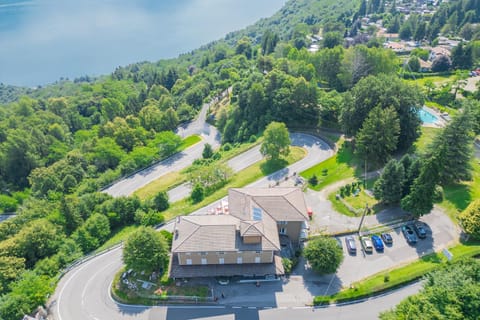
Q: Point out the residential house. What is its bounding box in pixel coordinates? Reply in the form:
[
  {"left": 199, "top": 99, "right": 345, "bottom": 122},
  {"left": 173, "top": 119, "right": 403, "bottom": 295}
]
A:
[{"left": 169, "top": 187, "right": 309, "bottom": 279}]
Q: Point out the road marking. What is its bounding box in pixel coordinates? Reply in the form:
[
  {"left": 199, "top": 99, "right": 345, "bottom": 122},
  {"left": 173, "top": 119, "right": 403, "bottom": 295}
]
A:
[
  {"left": 56, "top": 248, "right": 120, "bottom": 320},
  {"left": 81, "top": 260, "right": 118, "bottom": 308},
  {"left": 247, "top": 307, "right": 257, "bottom": 309}
]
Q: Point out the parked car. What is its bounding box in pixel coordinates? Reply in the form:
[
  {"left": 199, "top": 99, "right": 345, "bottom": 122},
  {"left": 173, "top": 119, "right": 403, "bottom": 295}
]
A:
[
  {"left": 371, "top": 235, "right": 384, "bottom": 251},
  {"left": 360, "top": 236, "right": 373, "bottom": 253},
  {"left": 381, "top": 233, "right": 393, "bottom": 245},
  {"left": 413, "top": 222, "right": 427, "bottom": 239},
  {"left": 402, "top": 225, "right": 417, "bottom": 244},
  {"left": 345, "top": 236, "right": 357, "bottom": 254}
]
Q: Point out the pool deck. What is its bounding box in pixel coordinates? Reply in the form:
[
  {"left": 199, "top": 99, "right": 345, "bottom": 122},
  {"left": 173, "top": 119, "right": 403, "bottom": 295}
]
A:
[{"left": 422, "top": 105, "right": 447, "bottom": 128}]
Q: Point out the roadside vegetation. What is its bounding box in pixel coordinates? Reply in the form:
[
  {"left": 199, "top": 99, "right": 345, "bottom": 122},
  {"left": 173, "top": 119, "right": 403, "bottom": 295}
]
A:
[{"left": 163, "top": 146, "right": 306, "bottom": 221}]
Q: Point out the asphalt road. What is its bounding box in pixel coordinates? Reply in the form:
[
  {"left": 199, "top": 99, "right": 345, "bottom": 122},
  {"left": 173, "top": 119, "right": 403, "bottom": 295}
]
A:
[
  {"left": 51, "top": 244, "right": 421, "bottom": 320},
  {"left": 103, "top": 98, "right": 221, "bottom": 197},
  {"left": 167, "top": 133, "right": 332, "bottom": 203}
]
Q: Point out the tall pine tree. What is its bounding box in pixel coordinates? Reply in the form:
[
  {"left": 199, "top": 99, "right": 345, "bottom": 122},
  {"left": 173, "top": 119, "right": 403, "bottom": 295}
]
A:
[
  {"left": 428, "top": 106, "right": 474, "bottom": 185},
  {"left": 373, "top": 159, "right": 405, "bottom": 204}
]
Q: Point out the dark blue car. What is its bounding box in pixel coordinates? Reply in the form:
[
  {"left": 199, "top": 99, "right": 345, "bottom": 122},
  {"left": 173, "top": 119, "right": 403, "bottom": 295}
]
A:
[{"left": 371, "top": 235, "right": 384, "bottom": 251}]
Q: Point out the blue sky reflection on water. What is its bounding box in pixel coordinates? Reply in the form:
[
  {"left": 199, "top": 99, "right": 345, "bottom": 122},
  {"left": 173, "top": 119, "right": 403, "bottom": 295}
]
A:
[{"left": 0, "top": 0, "right": 285, "bottom": 86}]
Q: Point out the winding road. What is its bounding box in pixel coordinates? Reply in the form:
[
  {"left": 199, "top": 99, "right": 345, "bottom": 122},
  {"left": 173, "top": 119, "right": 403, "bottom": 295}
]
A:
[{"left": 50, "top": 97, "right": 421, "bottom": 319}]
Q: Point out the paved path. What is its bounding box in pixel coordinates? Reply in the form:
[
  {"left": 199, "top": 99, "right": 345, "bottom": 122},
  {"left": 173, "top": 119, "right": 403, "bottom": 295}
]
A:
[{"left": 103, "top": 98, "right": 221, "bottom": 197}]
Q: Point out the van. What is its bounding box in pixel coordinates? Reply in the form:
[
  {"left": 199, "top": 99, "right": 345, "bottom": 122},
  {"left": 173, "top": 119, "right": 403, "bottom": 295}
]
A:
[{"left": 345, "top": 236, "right": 357, "bottom": 254}]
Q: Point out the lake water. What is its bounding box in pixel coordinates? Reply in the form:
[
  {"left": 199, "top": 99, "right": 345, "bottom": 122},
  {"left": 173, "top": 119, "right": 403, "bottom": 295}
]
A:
[{"left": 0, "top": 0, "right": 286, "bottom": 86}]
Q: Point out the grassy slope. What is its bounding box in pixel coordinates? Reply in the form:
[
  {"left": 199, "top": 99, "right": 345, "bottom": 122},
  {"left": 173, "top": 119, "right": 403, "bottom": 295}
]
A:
[
  {"left": 163, "top": 147, "right": 306, "bottom": 220},
  {"left": 300, "top": 138, "right": 362, "bottom": 190},
  {"left": 134, "top": 139, "right": 262, "bottom": 200},
  {"left": 414, "top": 126, "right": 480, "bottom": 222}
]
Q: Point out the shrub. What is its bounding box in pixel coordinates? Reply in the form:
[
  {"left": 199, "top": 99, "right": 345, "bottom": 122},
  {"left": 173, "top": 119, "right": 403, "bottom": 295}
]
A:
[
  {"left": 248, "top": 135, "right": 257, "bottom": 143},
  {"left": 309, "top": 174, "right": 318, "bottom": 186},
  {"left": 222, "top": 143, "right": 232, "bottom": 151},
  {"left": 282, "top": 258, "right": 293, "bottom": 274},
  {"left": 433, "top": 185, "right": 444, "bottom": 202},
  {"left": 191, "top": 184, "right": 205, "bottom": 203},
  {"left": 0, "top": 195, "right": 18, "bottom": 213}
]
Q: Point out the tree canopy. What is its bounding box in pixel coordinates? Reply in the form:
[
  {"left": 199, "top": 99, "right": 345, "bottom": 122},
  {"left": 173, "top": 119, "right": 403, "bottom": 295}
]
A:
[
  {"left": 260, "top": 122, "right": 291, "bottom": 161},
  {"left": 123, "top": 227, "right": 169, "bottom": 274},
  {"left": 304, "top": 236, "right": 343, "bottom": 274}
]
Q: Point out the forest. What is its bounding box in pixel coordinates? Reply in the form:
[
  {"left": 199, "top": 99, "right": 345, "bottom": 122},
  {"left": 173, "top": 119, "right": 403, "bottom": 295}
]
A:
[{"left": 1, "top": 0, "right": 480, "bottom": 318}]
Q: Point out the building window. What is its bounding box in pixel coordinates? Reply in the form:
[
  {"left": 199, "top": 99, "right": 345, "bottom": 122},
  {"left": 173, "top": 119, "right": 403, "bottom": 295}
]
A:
[
  {"left": 186, "top": 259, "right": 192, "bottom": 265},
  {"left": 279, "top": 227, "right": 287, "bottom": 235},
  {"left": 278, "top": 221, "right": 288, "bottom": 225},
  {"left": 200, "top": 252, "right": 207, "bottom": 255},
  {"left": 255, "top": 257, "right": 261, "bottom": 263},
  {"left": 185, "top": 252, "right": 191, "bottom": 255},
  {"left": 201, "top": 258, "right": 207, "bottom": 265},
  {"left": 237, "top": 257, "right": 243, "bottom": 264},
  {"left": 218, "top": 251, "right": 224, "bottom": 255},
  {"left": 219, "top": 258, "right": 225, "bottom": 264},
  {"left": 255, "top": 251, "right": 261, "bottom": 254}
]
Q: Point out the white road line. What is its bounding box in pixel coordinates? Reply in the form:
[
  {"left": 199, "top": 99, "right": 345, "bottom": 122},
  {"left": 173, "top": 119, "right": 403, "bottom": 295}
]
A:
[
  {"left": 81, "top": 260, "right": 118, "bottom": 308},
  {"left": 56, "top": 248, "right": 120, "bottom": 320}
]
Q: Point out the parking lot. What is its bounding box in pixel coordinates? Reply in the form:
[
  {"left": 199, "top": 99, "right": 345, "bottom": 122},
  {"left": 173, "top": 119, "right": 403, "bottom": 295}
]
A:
[{"left": 208, "top": 208, "right": 459, "bottom": 308}]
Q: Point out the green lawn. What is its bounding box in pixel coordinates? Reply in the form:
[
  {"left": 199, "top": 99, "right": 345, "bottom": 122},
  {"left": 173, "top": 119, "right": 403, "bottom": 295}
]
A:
[
  {"left": 163, "top": 147, "right": 306, "bottom": 221},
  {"left": 327, "top": 179, "right": 380, "bottom": 217},
  {"left": 300, "top": 138, "right": 362, "bottom": 190},
  {"left": 134, "top": 139, "right": 262, "bottom": 201},
  {"left": 440, "top": 159, "right": 480, "bottom": 222},
  {"left": 179, "top": 135, "right": 201, "bottom": 149},
  {"left": 96, "top": 225, "right": 139, "bottom": 252},
  {"left": 404, "top": 74, "right": 453, "bottom": 88},
  {"left": 413, "top": 126, "right": 440, "bottom": 154},
  {"left": 314, "top": 242, "right": 480, "bottom": 305}
]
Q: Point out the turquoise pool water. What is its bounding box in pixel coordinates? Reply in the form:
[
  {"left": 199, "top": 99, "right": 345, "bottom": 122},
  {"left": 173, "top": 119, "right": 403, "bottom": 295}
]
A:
[{"left": 419, "top": 108, "right": 439, "bottom": 124}]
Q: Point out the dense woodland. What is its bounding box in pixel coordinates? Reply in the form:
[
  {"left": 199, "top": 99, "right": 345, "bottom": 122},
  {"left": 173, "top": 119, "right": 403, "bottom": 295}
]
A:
[{"left": 0, "top": 0, "right": 480, "bottom": 318}]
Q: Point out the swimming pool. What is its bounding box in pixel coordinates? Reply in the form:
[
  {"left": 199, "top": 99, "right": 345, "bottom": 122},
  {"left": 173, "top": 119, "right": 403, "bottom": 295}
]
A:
[{"left": 418, "top": 107, "right": 439, "bottom": 124}]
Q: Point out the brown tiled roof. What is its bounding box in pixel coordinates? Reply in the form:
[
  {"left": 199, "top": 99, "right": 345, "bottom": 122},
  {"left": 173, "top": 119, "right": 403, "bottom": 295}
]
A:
[
  {"left": 172, "top": 214, "right": 280, "bottom": 253},
  {"left": 229, "top": 188, "right": 308, "bottom": 222},
  {"left": 169, "top": 253, "right": 285, "bottom": 278},
  {"left": 240, "top": 220, "right": 264, "bottom": 237},
  {"left": 172, "top": 215, "right": 238, "bottom": 252}
]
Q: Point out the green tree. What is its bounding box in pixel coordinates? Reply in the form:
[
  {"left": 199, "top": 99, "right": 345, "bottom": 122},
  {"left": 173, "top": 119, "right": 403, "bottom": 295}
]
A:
[
  {"left": 123, "top": 226, "right": 168, "bottom": 273},
  {"left": 340, "top": 74, "right": 422, "bottom": 151},
  {"left": 73, "top": 213, "right": 111, "bottom": 253},
  {"left": 0, "top": 256, "right": 25, "bottom": 293},
  {"left": 355, "top": 106, "right": 400, "bottom": 165},
  {"left": 304, "top": 237, "right": 343, "bottom": 274},
  {"left": 428, "top": 107, "right": 474, "bottom": 185},
  {"left": 322, "top": 32, "right": 343, "bottom": 49},
  {"left": 373, "top": 159, "right": 405, "bottom": 204},
  {"left": 191, "top": 183, "right": 205, "bottom": 203},
  {"left": 407, "top": 56, "right": 420, "bottom": 72},
  {"left": 153, "top": 191, "right": 169, "bottom": 212},
  {"left": 0, "top": 271, "right": 53, "bottom": 320},
  {"left": 431, "top": 55, "right": 451, "bottom": 72},
  {"left": 202, "top": 143, "right": 214, "bottom": 159},
  {"left": 458, "top": 199, "right": 480, "bottom": 239},
  {"left": 401, "top": 157, "right": 439, "bottom": 217},
  {"left": 451, "top": 42, "right": 473, "bottom": 70},
  {"left": 260, "top": 122, "right": 291, "bottom": 161},
  {"left": 380, "top": 259, "right": 480, "bottom": 320}
]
